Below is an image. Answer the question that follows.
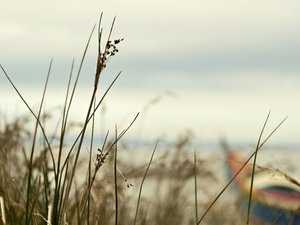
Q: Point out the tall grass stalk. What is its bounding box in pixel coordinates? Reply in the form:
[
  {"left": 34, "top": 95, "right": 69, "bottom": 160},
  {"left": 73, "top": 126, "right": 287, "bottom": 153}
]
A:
[
  {"left": 53, "top": 59, "right": 75, "bottom": 214},
  {"left": 59, "top": 70, "right": 122, "bottom": 173},
  {"left": 0, "top": 65, "right": 56, "bottom": 174},
  {"left": 86, "top": 97, "right": 96, "bottom": 225},
  {"left": 25, "top": 59, "right": 52, "bottom": 225},
  {"left": 197, "top": 113, "right": 288, "bottom": 224},
  {"left": 1, "top": 14, "right": 137, "bottom": 225},
  {"left": 246, "top": 110, "right": 271, "bottom": 224},
  {"left": 1, "top": 13, "right": 292, "bottom": 225},
  {"left": 76, "top": 113, "right": 138, "bottom": 223},
  {"left": 53, "top": 15, "right": 127, "bottom": 225},
  {"left": 133, "top": 141, "right": 158, "bottom": 225},
  {"left": 51, "top": 22, "right": 96, "bottom": 225},
  {"left": 193, "top": 150, "right": 199, "bottom": 224},
  {"left": 114, "top": 126, "right": 119, "bottom": 225}
]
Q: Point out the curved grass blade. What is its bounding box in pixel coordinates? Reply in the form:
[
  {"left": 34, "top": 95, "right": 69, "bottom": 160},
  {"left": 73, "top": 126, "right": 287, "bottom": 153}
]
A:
[
  {"left": 133, "top": 141, "right": 158, "bottom": 225},
  {"left": 197, "top": 114, "right": 288, "bottom": 225},
  {"left": 25, "top": 59, "right": 52, "bottom": 225},
  {"left": 247, "top": 110, "right": 271, "bottom": 224},
  {"left": 0, "top": 64, "right": 56, "bottom": 175}
]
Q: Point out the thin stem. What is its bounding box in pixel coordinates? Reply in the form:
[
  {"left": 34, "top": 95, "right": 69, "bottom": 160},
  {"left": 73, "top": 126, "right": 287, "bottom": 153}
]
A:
[
  {"left": 79, "top": 113, "right": 139, "bottom": 217},
  {"left": 53, "top": 24, "right": 96, "bottom": 225},
  {"left": 0, "top": 64, "right": 56, "bottom": 176},
  {"left": 52, "top": 60, "right": 74, "bottom": 221},
  {"left": 25, "top": 59, "right": 52, "bottom": 225},
  {"left": 194, "top": 149, "right": 199, "bottom": 224},
  {"left": 57, "top": 59, "right": 75, "bottom": 175},
  {"left": 114, "top": 125, "right": 118, "bottom": 225},
  {"left": 133, "top": 141, "right": 158, "bottom": 225},
  {"left": 247, "top": 110, "right": 271, "bottom": 224},
  {"left": 61, "top": 71, "right": 122, "bottom": 172},
  {"left": 98, "top": 13, "right": 103, "bottom": 56},
  {"left": 197, "top": 115, "right": 288, "bottom": 225},
  {"left": 87, "top": 97, "right": 96, "bottom": 225}
]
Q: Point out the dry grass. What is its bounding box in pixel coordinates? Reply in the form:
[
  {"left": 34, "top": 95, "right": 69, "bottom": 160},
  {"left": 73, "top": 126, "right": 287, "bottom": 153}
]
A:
[
  {"left": 0, "top": 115, "right": 239, "bottom": 225},
  {"left": 0, "top": 15, "right": 290, "bottom": 225},
  {"left": 0, "top": 115, "right": 274, "bottom": 225}
]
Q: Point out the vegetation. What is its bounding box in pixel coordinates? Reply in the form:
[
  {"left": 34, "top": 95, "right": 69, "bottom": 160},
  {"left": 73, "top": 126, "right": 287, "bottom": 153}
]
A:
[{"left": 0, "top": 15, "right": 291, "bottom": 225}]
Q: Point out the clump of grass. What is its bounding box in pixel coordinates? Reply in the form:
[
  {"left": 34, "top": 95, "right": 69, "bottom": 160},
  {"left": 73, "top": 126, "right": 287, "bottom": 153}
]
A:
[
  {"left": 0, "top": 14, "right": 137, "bottom": 225},
  {"left": 0, "top": 109, "right": 288, "bottom": 225},
  {"left": 0, "top": 14, "right": 291, "bottom": 225},
  {"left": 0, "top": 110, "right": 218, "bottom": 225}
]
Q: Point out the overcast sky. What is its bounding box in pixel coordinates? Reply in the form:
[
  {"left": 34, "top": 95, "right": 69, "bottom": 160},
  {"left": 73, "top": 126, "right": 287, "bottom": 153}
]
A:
[{"left": 1, "top": 1, "right": 300, "bottom": 146}]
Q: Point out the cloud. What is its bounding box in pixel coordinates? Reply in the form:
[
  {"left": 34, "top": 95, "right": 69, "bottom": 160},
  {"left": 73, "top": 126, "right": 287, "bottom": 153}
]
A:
[{"left": 1, "top": 0, "right": 300, "bottom": 143}]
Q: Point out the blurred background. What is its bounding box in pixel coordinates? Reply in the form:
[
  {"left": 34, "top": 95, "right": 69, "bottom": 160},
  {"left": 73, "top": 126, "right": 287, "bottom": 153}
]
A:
[{"left": 1, "top": 0, "right": 300, "bottom": 148}]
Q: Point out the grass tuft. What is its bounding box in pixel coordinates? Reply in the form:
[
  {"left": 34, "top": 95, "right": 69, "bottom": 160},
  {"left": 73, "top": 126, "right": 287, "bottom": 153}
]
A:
[{"left": 0, "top": 14, "right": 292, "bottom": 225}]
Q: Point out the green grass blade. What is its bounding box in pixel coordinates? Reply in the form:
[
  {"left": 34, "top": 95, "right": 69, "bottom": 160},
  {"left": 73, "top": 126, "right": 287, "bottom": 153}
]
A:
[
  {"left": 87, "top": 97, "right": 96, "bottom": 225},
  {"left": 247, "top": 110, "right": 271, "bottom": 224},
  {"left": 52, "top": 24, "right": 96, "bottom": 225},
  {"left": 0, "top": 64, "right": 56, "bottom": 177},
  {"left": 197, "top": 115, "right": 287, "bottom": 225},
  {"left": 25, "top": 59, "right": 52, "bottom": 225},
  {"left": 61, "top": 71, "right": 122, "bottom": 173}
]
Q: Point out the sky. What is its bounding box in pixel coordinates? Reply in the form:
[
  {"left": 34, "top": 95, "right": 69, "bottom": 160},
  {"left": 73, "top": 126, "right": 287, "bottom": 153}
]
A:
[{"left": 1, "top": 1, "right": 300, "bottom": 147}]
